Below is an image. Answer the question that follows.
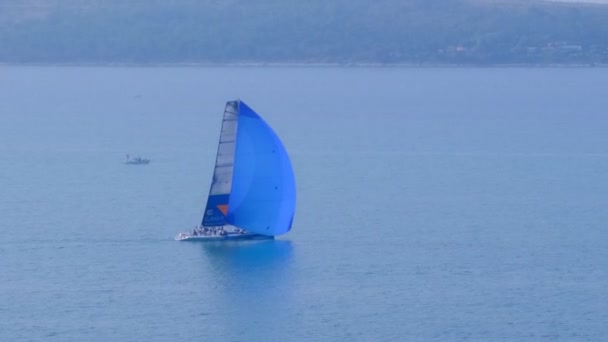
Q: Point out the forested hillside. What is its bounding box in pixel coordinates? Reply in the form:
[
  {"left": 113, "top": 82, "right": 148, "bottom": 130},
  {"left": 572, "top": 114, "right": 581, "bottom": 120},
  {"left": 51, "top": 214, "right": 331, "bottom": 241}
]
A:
[{"left": 1, "top": 0, "right": 607, "bottom": 64}]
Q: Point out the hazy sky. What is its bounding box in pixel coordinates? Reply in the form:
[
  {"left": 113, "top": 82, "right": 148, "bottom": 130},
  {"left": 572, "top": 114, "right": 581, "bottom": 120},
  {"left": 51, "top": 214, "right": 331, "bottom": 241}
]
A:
[{"left": 550, "top": 0, "right": 608, "bottom": 3}]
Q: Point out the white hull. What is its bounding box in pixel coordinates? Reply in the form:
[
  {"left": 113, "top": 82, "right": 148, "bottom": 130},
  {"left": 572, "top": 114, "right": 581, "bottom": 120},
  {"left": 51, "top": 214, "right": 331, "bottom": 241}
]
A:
[{"left": 174, "top": 232, "right": 273, "bottom": 241}]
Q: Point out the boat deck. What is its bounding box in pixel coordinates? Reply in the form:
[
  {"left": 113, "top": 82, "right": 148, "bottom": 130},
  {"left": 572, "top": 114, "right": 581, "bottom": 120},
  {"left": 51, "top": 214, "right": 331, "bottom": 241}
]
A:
[{"left": 175, "top": 232, "right": 273, "bottom": 241}]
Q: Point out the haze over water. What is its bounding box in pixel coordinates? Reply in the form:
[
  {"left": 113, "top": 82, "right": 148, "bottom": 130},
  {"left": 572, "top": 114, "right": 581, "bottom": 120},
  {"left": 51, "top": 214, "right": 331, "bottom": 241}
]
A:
[{"left": 1, "top": 66, "right": 607, "bottom": 341}]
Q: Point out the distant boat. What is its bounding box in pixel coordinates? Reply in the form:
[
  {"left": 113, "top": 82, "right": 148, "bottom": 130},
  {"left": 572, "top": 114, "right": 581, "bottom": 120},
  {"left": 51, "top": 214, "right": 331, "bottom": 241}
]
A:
[
  {"left": 175, "top": 100, "right": 296, "bottom": 241},
  {"left": 125, "top": 155, "right": 150, "bottom": 165}
]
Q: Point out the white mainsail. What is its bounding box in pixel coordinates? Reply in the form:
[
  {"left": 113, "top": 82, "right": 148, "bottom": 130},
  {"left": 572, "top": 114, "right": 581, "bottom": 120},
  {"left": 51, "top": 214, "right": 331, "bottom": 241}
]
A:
[{"left": 202, "top": 101, "right": 238, "bottom": 226}]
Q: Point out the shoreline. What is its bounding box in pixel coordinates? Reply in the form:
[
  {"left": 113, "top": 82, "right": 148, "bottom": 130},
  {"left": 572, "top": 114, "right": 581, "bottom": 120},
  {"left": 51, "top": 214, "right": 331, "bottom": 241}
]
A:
[{"left": 0, "top": 61, "right": 607, "bottom": 68}]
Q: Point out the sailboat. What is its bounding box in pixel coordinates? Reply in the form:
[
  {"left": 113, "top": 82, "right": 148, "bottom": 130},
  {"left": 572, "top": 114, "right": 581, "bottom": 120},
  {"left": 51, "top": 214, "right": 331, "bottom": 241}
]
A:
[{"left": 175, "top": 100, "right": 296, "bottom": 241}]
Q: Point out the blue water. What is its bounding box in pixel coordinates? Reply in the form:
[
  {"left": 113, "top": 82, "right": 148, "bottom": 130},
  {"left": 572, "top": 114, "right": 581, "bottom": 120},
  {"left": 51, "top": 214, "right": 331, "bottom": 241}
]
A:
[{"left": 1, "top": 66, "right": 607, "bottom": 341}]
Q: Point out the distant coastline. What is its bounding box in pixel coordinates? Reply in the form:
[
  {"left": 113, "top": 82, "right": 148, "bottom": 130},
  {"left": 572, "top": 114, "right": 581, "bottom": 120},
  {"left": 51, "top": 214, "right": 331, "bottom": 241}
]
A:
[
  {"left": 2, "top": 1, "right": 608, "bottom": 67},
  {"left": 1, "top": 61, "right": 607, "bottom": 68}
]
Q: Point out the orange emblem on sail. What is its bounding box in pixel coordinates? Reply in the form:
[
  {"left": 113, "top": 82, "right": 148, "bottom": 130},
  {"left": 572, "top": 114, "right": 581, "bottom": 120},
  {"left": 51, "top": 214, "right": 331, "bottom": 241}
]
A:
[{"left": 217, "top": 204, "right": 229, "bottom": 216}]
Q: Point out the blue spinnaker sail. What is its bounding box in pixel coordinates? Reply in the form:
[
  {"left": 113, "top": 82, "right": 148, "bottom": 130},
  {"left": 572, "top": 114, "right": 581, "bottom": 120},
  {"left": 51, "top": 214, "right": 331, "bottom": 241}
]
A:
[{"left": 226, "top": 101, "right": 296, "bottom": 236}]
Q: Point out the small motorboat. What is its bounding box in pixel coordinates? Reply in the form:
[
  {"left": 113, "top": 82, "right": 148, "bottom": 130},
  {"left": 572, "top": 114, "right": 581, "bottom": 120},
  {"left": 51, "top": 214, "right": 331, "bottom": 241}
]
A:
[{"left": 125, "top": 155, "right": 150, "bottom": 165}]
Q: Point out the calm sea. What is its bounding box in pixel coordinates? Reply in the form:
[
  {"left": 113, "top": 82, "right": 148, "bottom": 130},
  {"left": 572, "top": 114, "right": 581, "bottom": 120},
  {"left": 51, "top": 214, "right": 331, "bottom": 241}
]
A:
[{"left": 1, "top": 66, "right": 607, "bottom": 341}]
